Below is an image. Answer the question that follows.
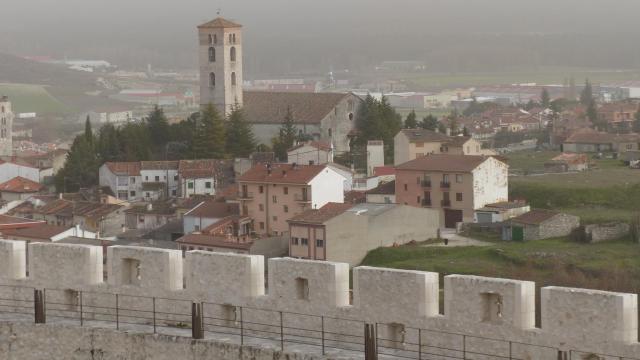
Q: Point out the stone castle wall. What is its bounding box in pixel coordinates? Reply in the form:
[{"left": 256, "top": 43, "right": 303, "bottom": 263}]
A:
[{"left": 0, "top": 240, "right": 638, "bottom": 359}]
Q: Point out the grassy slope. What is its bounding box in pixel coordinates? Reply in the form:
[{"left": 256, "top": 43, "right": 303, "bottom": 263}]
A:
[
  {"left": 361, "top": 238, "right": 640, "bottom": 292},
  {"left": 506, "top": 150, "right": 640, "bottom": 223},
  {"left": 0, "top": 83, "right": 69, "bottom": 114}
]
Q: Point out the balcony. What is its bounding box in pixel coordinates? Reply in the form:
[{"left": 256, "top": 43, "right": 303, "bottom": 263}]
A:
[
  {"left": 441, "top": 200, "right": 451, "bottom": 207},
  {"left": 421, "top": 199, "right": 432, "bottom": 207},
  {"left": 294, "top": 194, "right": 311, "bottom": 203},
  {"left": 440, "top": 182, "right": 451, "bottom": 189},
  {"left": 421, "top": 180, "right": 432, "bottom": 188},
  {"left": 237, "top": 192, "right": 254, "bottom": 200}
]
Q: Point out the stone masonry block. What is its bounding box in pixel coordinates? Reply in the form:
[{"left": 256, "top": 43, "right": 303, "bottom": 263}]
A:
[
  {"left": 29, "top": 243, "right": 102, "bottom": 288},
  {"left": 0, "top": 240, "right": 26, "bottom": 280},
  {"left": 444, "top": 275, "right": 535, "bottom": 329},
  {"left": 541, "top": 286, "right": 638, "bottom": 344},
  {"left": 185, "top": 251, "right": 264, "bottom": 304},
  {"left": 107, "top": 246, "right": 182, "bottom": 293},
  {"left": 353, "top": 266, "right": 439, "bottom": 323},
  {"left": 268, "top": 258, "right": 349, "bottom": 313}
]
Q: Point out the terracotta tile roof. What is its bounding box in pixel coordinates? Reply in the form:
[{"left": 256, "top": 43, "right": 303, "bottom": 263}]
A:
[
  {"left": 197, "top": 17, "right": 243, "bottom": 29},
  {"left": 564, "top": 128, "right": 616, "bottom": 144},
  {"left": 178, "top": 159, "right": 226, "bottom": 179},
  {"left": 0, "top": 215, "right": 45, "bottom": 230},
  {"left": 243, "top": 91, "right": 350, "bottom": 125},
  {"left": 238, "top": 163, "right": 325, "bottom": 185},
  {"left": 140, "top": 161, "right": 179, "bottom": 170},
  {"left": 186, "top": 200, "right": 239, "bottom": 218},
  {"left": 288, "top": 202, "right": 353, "bottom": 224},
  {"left": 176, "top": 234, "right": 253, "bottom": 250},
  {"left": 550, "top": 153, "right": 589, "bottom": 164},
  {"left": 0, "top": 224, "right": 70, "bottom": 240},
  {"left": 396, "top": 154, "right": 498, "bottom": 172},
  {"left": 511, "top": 209, "right": 560, "bottom": 225},
  {"left": 105, "top": 162, "right": 141, "bottom": 176},
  {"left": 400, "top": 129, "right": 450, "bottom": 143},
  {"left": 373, "top": 166, "right": 395, "bottom": 176},
  {"left": 125, "top": 203, "right": 177, "bottom": 216},
  {"left": 344, "top": 190, "right": 366, "bottom": 204},
  {"left": 288, "top": 141, "right": 332, "bottom": 153},
  {"left": 366, "top": 181, "right": 396, "bottom": 195},
  {"left": 0, "top": 176, "right": 43, "bottom": 193},
  {"left": 33, "top": 199, "right": 123, "bottom": 220}
]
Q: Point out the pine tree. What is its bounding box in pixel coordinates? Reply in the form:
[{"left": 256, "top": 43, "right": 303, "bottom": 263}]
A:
[
  {"left": 421, "top": 115, "right": 438, "bottom": 131},
  {"left": 462, "top": 126, "right": 470, "bottom": 136},
  {"left": 146, "top": 106, "right": 170, "bottom": 151},
  {"left": 96, "top": 124, "right": 122, "bottom": 162},
  {"left": 272, "top": 107, "right": 298, "bottom": 161},
  {"left": 119, "top": 122, "right": 152, "bottom": 161},
  {"left": 55, "top": 135, "right": 99, "bottom": 192},
  {"left": 437, "top": 122, "right": 447, "bottom": 134},
  {"left": 84, "top": 116, "right": 93, "bottom": 146},
  {"left": 586, "top": 100, "right": 602, "bottom": 130},
  {"left": 580, "top": 79, "right": 593, "bottom": 105},
  {"left": 404, "top": 110, "right": 418, "bottom": 129},
  {"left": 193, "top": 104, "right": 226, "bottom": 159},
  {"left": 541, "top": 88, "right": 550, "bottom": 108},
  {"left": 226, "top": 105, "right": 256, "bottom": 158}
]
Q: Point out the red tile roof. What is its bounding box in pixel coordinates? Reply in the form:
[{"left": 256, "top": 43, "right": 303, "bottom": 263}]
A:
[
  {"left": 396, "top": 154, "right": 499, "bottom": 172},
  {"left": 176, "top": 234, "right": 253, "bottom": 250},
  {"left": 373, "top": 166, "right": 396, "bottom": 176},
  {"left": 564, "top": 128, "right": 615, "bottom": 144},
  {"left": 243, "top": 91, "right": 351, "bottom": 125},
  {"left": 105, "top": 162, "right": 141, "bottom": 176},
  {"left": 0, "top": 224, "right": 70, "bottom": 240},
  {"left": 0, "top": 177, "right": 43, "bottom": 193},
  {"left": 288, "top": 202, "right": 353, "bottom": 224},
  {"left": 0, "top": 215, "right": 45, "bottom": 230},
  {"left": 238, "top": 163, "right": 326, "bottom": 185},
  {"left": 197, "top": 17, "right": 243, "bottom": 29},
  {"left": 511, "top": 209, "right": 560, "bottom": 225},
  {"left": 186, "top": 200, "right": 239, "bottom": 218}
]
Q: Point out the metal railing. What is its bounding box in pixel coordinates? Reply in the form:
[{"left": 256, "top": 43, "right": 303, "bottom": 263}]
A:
[
  {"left": 441, "top": 199, "right": 452, "bottom": 207},
  {"left": 0, "top": 284, "right": 638, "bottom": 360},
  {"left": 294, "top": 194, "right": 311, "bottom": 203},
  {"left": 420, "top": 180, "right": 432, "bottom": 188},
  {"left": 440, "top": 181, "right": 451, "bottom": 189},
  {"left": 237, "top": 191, "right": 254, "bottom": 199}
]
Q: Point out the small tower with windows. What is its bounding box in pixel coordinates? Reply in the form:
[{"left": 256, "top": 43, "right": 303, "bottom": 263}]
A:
[
  {"left": 0, "top": 96, "right": 13, "bottom": 157},
  {"left": 198, "top": 17, "right": 243, "bottom": 115}
]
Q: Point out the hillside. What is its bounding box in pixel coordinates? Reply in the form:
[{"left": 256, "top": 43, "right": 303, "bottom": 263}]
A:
[{"left": 0, "top": 53, "right": 125, "bottom": 114}]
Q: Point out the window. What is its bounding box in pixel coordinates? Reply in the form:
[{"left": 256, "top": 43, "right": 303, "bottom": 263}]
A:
[
  {"left": 283, "top": 205, "right": 289, "bottom": 213},
  {"left": 259, "top": 204, "right": 264, "bottom": 211},
  {"left": 443, "top": 174, "right": 450, "bottom": 183},
  {"left": 296, "top": 278, "right": 309, "bottom": 300},
  {"left": 349, "top": 113, "right": 354, "bottom": 121},
  {"left": 130, "top": 191, "right": 136, "bottom": 197},
  {"left": 229, "top": 33, "right": 233, "bottom": 43},
  {"left": 208, "top": 47, "right": 215, "bottom": 62},
  {"left": 172, "top": 190, "right": 177, "bottom": 196},
  {"left": 416, "top": 177, "right": 420, "bottom": 185},
  {"left": 404, "top": 184, "right": 408, "bottom": 191},
  {"left": 232, "top": 33, "right": 236, "bottom": 43},
  {"left": 301, "top": 238, "right": 309, "bottom": 246},
  {"left": 231, "top": 72, "right": 237, "bottom": 86},
  {"left": 208, "top": 34, "right": 213, "bottom": 44},
  {"left": 272, "top": 195, "right": 277, "bottom": 203},
  {"left": 174, "top": 175, "right": 179, "bottom": 181},
  {"left": 230, "top": 46, "right": 237, "bottom": 61},
  {"left": 145, "top": 176, "right": 149, "bottom": 181},
  {"left": 145, "top": 192, "right": 151, "bottom": 198},
  {"left": 291, "top": 237, "right": 299, "bottom": 245},
  {"left": 155, "top": 176, "right": 160, "bottom": 182},
  {"left": 130, "top": 177, "right": 136, "bottom": 184},
  {"left": 188, "top": 182, "right": 194, "bottom": 189},
  {"left": 456, "top": 174, "right": 463, "bottom": 183},
  {"left": 316, "top": 239, "right": 324, "bottom": 248},
  {"left": 259, "top": 222, "right": 265, "bottom": 230},
  {"left": 273, "top": 216, "right": 278, "bottom": 222},
  {"left": 456, "top": 193, "right": 463, "bottom": 201},
  {"left": 415, "top": 142, "right": 424, "bottom": 148},
  {"left": 205, "top": 182, "right": 212, "bottom": 189},
  {"left": 213, "top": 34, "right": 217, "bottom": 44},
  {"left": 259, "top": 186, "right": 264, "bottom": 194},
  {"left": 194, "top": 225, "right": 200, "bottom": 231},
  {"left": 139, "top": 216, "right": 145, "bottom": 223},
  {"left": 209, "top": 72, "right": 216, "bottom": 87},
  {"left": 328, "top": 128, "right": 332, "bottom": 137},
  {"left": 283, "top": 187, "right": 288, "bottom": 195},
  {"left": 122, "top": 258, "right": 142, "bottom": 285},
  {"left": 417, "top": 196, "right": 421, "bottom": 204}
]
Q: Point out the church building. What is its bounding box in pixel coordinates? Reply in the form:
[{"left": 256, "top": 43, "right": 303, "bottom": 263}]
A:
[{"left": 197, "top": 17, "right": 362, "bottom": 154}]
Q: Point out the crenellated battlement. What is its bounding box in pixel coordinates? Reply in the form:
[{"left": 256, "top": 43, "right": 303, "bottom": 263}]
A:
[{"left": 0, "top": 240, "right": 638, "bottom": 359}]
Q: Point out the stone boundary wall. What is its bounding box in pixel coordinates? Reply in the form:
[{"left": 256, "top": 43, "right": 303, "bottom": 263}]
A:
[
  {"left": 0, "top": 240, "right": 638, "bottom": 359},
  {"left": 585, "top": 222, "right": 630, "bottom": 243}
]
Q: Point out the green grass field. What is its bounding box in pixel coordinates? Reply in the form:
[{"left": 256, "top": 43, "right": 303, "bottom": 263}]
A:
[
  {"left": 506, "top": 150, "right": 640, "bottom": 223},
  {"left": 361, "top": 237, "right": 640, "bottom": 293},
  {"left": 399, "top": 67, "right": 640, "bottom": 90},
  {"left": 0, "top": 83, "right": 69, "bottom": 114}
]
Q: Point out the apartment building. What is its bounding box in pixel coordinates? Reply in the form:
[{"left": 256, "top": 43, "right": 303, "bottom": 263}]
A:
[
  {"left": 394, "top": 129, "right": 483, "bottom": 165},
  {"left": 395, "top": 154, "right": 508, "bottom": 228},
  {"left": 237, "top": 163, "right": 345, "bottom": 236}
]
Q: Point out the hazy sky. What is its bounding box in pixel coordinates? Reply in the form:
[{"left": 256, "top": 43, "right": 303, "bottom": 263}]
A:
[{"left": 1, "top": 1, "right": 640, "bottom": 73}]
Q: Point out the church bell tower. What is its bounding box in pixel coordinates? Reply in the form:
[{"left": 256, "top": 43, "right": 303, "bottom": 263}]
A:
[{"left": 198, "top": 17, "right": 243, "bottom": 115}]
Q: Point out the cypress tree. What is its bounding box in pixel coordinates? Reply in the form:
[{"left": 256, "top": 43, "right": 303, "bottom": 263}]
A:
[{"left": 226, "top": 105, "right": 257, "bottom": 158}]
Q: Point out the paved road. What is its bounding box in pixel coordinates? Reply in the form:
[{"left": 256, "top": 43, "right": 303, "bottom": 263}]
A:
[{"left": 424, "top": 229, "right": 494, "bottom": 247}]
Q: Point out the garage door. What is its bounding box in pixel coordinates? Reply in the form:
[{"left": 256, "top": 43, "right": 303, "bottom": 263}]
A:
[
  {"left": 512, "top": 226, "right": 524, "bottom": 241},
  {"left": 444, "top": 209, "right": 463, "bottom": 228}
]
